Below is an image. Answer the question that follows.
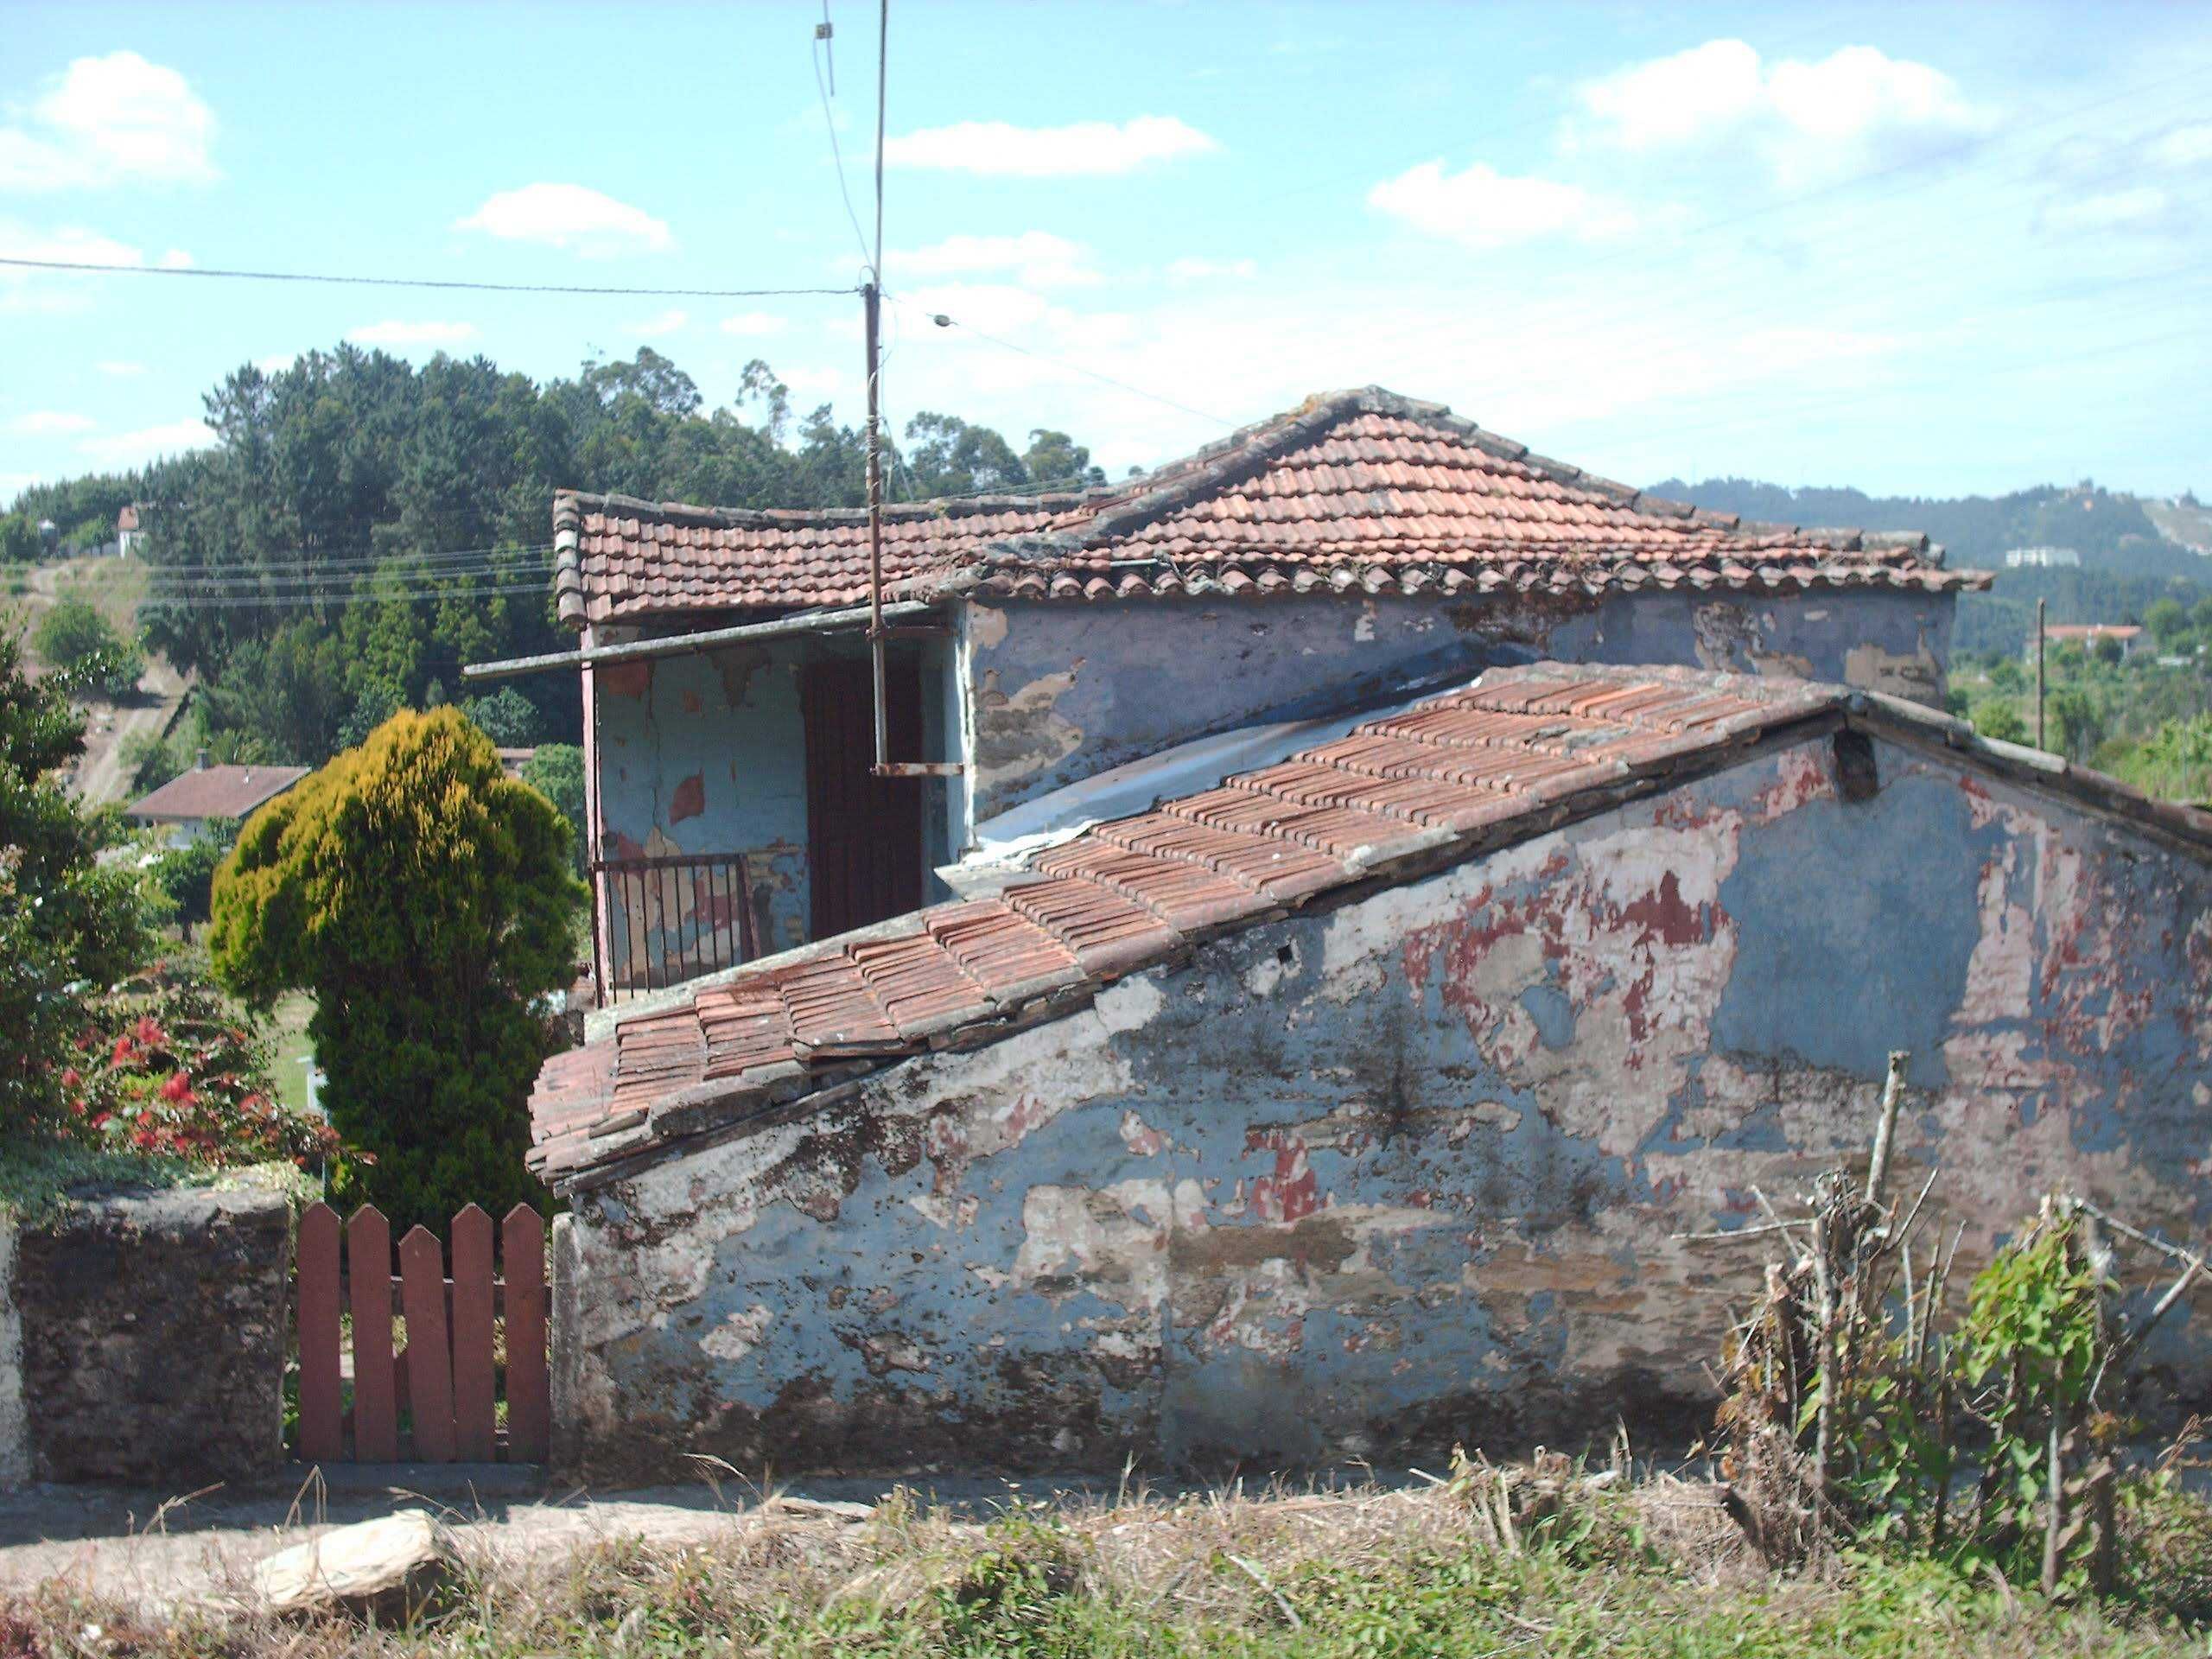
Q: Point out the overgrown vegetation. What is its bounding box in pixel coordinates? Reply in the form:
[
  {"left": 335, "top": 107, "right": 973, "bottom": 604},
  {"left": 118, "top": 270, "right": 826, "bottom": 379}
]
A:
[
  {"left": 29, "top": 594, "right": 146, "bottom": 700},
  {"left": 1708, "top": 1052, "right": 2207, "bottom": 1606},
  {"left": 0, "top": 624, "right": 161, "bottom": 1133},
  {"left": 209, "top": 707, "right": 582, "bottom": 1230},
  {"left": 7, "top": 1463, "right": 2212, "bottom": 1657}
]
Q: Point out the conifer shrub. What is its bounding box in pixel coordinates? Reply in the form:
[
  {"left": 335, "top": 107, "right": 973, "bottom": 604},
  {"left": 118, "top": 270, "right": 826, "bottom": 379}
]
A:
[{"left": 210, "top": 707, "right": 584, "bottom": 1230}]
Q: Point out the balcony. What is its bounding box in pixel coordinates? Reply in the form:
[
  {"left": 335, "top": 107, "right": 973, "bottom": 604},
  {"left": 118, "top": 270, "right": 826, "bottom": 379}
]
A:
[{"left": 592, "top": 852, "right": 761, "bottom": 1006}]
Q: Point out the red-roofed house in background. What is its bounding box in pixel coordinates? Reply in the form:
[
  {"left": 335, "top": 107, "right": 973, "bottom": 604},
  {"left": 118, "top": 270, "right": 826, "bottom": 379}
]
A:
[
  {"left": 467, "top": 386, "right": 1986, "bottom": 1008},
  {"left": 126, "top": 751, "right": 309, "bottom": 846},
  {"left": 116, "top": 504, "right": 144, "bottom": 558},
  {"left": 2039, "top": 623, "right": 2144, "bottom": 660}
]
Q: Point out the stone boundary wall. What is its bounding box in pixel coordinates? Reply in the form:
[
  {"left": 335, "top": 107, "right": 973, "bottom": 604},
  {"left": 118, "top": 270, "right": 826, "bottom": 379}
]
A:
[{"left": 0, "top": 1181, "right": 292, "bottom": 1489}]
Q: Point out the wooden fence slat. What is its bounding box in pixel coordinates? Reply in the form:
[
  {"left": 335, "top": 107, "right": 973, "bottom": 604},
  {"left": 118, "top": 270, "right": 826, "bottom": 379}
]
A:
[
  {"left": 398, "top": 1227, "right": 456, "bottom": 1462},
  {"left": 348, "top": 1206, "right": 398, "bottom": 1461},
  {"left": 503, "top": 1205, "right": 550, "bottom": 1462},
  {"left": 450, "top": 1205, "right": 498, "bottom": 1461},
  {"left": 296, "top": 1204, "right": 343, "bottom": 1464}
]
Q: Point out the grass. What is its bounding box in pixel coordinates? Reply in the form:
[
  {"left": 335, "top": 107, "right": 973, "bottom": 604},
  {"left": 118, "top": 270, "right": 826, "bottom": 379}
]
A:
[
  {"left": 4, "top": 1465, "right": 2209, "bottom": 1656},
  {"left": 266, "top": 991, "right": 320, "bottom": 1118}
]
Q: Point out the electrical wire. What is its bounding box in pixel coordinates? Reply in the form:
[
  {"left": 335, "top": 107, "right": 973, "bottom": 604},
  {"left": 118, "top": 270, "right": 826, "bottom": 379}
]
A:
[
  {"left": 888, "top": 293, "right": 1235, "bottom": 429},
  {"left": 813, "top": 3, "right": 876, "bottom": 272},
  {"left": 0, "top": 255, "right": 854, "bottom": 299}
]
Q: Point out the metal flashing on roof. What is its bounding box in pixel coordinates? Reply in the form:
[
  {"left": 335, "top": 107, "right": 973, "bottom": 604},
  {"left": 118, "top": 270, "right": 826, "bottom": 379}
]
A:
[{"left": 461, "top": 597, "right": 945, "bottom": 683}]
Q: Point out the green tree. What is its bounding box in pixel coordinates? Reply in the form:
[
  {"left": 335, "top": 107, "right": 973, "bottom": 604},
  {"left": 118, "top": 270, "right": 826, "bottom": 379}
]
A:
[
  {"left": 2049, "top": 685, "right": 2107, "bottom": 763},
  {"left": 461, "top": 686, "right": 546, "bottom": 747},
  {"left": 903, "top": 411, "right": 1027, "bottom": 498},
  {"left": 2145, "top": 596, "right": 2189, "bottom": 646},
  {"left": 151, "top": 819, "right": 238, "bottom": 938},
  {"left": 32, "top": 597, "right": 144, "bottom": 697},
  {"left": 209, "top": 708, "right": 584, "bottom": 1228},
  {"left": 1972, "top": 700, "right": 2029, "bottom": 744},
  {"left": 0, "top": 629, "right": 156, "bottom": 1132},
  {"left": 1020, "top": 429, "right": 1106, "bottom": 491},
  {"left": 521, "top": 742, "right": 588, "bottom": 877}
]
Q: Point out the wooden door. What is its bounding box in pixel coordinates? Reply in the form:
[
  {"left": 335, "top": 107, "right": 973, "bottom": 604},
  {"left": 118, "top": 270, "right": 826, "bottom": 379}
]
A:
[{"left": 802, "top": 656, "right": 925, "bottom": 939}]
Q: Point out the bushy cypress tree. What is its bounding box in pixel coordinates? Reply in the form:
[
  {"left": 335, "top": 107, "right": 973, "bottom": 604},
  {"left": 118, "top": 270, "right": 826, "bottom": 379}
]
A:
[{"left": 210, "top": 707, "right": 583, "bottom": 1229}]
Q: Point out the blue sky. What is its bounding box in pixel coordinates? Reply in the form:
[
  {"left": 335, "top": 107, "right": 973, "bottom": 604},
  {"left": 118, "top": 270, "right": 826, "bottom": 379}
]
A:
[{"left": 4, "top": 1, "right": 2209, "bottom": 506}]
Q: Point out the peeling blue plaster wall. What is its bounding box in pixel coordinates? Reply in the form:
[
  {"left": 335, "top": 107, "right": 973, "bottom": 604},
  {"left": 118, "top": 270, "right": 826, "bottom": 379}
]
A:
[
  {"left": 964, "top": 588, "right": 1955, "bottom": 822},
  {"left": 594, "top": 638, "right": 960, "bottom": 971},
  {"left": 559, "top": 727, "right": 2204, "bottom": 1483}
]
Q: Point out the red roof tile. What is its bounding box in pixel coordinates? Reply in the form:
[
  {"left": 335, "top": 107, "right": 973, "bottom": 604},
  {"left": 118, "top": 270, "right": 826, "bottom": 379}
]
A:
[
  {"left": 526, "top": 660, "right": 1855, "bottom": 1185},
  {"left": 551, "top": 389, "right": 1986, "bottom": 628}
]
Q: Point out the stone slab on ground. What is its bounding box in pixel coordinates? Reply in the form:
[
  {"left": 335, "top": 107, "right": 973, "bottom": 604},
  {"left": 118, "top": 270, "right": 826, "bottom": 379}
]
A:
[{"left": 251, "top": 1510, "right": 450, "bottom": 1618}]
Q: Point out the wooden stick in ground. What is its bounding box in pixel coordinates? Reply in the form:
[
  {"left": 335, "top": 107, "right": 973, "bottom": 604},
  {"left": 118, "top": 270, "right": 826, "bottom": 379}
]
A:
[
  {"left": 2042, "top": 1414, "right": 2066, "bottom": 1597},
  {"left": 1864, "top": 1050, "right": 1910, "bottom": 1210}
]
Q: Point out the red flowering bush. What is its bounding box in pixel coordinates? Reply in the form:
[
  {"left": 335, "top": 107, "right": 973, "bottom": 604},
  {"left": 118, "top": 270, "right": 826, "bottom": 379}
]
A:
[{"left": 58, "top": 970, "right": 343, "bottom": 1170}]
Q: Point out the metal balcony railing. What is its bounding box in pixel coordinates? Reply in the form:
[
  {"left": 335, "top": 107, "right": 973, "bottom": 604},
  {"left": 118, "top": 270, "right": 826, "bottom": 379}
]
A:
[{"left": 592, "top": 851, "right": 760, "bottom": 1005}]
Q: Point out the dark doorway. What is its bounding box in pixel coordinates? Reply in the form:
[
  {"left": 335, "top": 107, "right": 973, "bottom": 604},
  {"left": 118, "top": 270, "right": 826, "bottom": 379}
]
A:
[{"left": 801, "top": 655, "right": 926, "bottom": 939}]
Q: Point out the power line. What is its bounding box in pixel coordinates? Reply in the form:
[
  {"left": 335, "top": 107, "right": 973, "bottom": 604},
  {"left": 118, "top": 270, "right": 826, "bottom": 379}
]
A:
[
  {"left": 0, "top": 256, "right": 854, "bottom": 300},
  {"left": 813, "top": 2, "right": 875, "bottom": 272},
  {"left": 891, "top": 294, "right": 1234, "bottom": 429}
]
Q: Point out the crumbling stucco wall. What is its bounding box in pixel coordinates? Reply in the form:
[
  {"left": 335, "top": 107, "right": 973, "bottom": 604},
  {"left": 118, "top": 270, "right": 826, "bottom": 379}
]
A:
[
  {"left": 556, "top": 726, "right": 2198, "bottom": 1484},
  {"left": 963, "top": 590, "right": 1955, "bottom": 822},
  {"left": 594, "top": 637, "right": 957, "bottom": 964}
]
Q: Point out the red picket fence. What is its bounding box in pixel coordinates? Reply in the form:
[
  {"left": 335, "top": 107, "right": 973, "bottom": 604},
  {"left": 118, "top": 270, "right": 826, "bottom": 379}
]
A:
[{"left": 294, "top": 1203, "right": 549, "bottom": 1465}]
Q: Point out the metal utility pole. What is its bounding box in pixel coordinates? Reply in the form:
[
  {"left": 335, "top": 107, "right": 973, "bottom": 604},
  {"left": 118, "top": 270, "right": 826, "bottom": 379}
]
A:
[
  {"left": 864, "top": 276, "right": 887, "bottom": 772},
  {"left": 2036, "top": 597, "right": 2047, "bottom": 750}
]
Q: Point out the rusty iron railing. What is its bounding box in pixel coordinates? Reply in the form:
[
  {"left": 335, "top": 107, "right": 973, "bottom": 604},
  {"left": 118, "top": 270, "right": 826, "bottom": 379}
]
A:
[{"left": 593, "top": 851, "right": 759, "bottom": 1004}]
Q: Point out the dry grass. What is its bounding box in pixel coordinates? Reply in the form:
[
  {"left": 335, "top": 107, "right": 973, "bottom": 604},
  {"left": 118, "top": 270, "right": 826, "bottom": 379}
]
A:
[{"left": 3, "top": 1455, "right": 2205, "bottom": 1657}]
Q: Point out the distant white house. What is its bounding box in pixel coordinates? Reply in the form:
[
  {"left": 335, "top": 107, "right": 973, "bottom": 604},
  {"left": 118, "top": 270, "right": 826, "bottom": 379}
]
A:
[
  {"left": 2004, "top": 545, "right": 2081, "bottom": 569},
  {"left": 117, "top": 505, "right": 144, "bottom": 557}
]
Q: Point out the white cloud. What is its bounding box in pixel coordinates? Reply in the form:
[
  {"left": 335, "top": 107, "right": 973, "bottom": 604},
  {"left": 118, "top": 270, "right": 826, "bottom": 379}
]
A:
[
  {"left": 454, "top": 183, "right": 673, "bottom": 257},
  {"left": 157, "top": 247, "right": 193, "bottom": 268},
  {"left": 2043, "top": 186, "right": 2169, "bottom": 233},
  {"left": 254, "top": 353, "right": 296, "bottom": 374},
  {"left": 1368, "top": 161, "right": 1637, "bottom": 250},
  {"left": 2149, "top": 123, "right": 2212, "bottom": 170},
  {"left": 1166, "top": 256, "right": 1258, "bottom": 282},
  {"left": 346, "top": 320, "right": 480, "bottom": 347},
  {"left": 720, "top": 311, "right": 790, "bottom": 337},
  {"left": 1573, "top": 40, "right": 1993, "bottom": 185},
  {"left": 0, "top": 51, "right": 218, "bottom": 192},
  {"left": 624, "top": 307, "right": 689, "bottom": 336},
  {"left": 96, "top": 359, "right": 144, "bottom": 376},
  {"left": 885, "top": 115, "right": 1218, "bottom": 177},
  {"left": 8, "top": 410, "right": 94, "bottom": 434},
  {"left": 77, "top": 418, "right": 216, "bottom": 464},
  {"left": 887, "top": 232, "right": 1099, "bottom": 289}
]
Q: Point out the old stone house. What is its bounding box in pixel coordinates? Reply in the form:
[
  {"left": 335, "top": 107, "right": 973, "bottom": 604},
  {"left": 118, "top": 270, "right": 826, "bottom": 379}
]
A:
[
  {"left": 473, "top": 387, "right": 1977, "bottom": 1005},
  {"left": 530, "top": 660, "right": 2212, "bottom": 1484}
]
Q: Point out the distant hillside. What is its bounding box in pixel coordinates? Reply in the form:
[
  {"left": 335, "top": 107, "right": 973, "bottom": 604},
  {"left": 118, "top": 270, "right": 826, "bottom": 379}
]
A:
[{"left": 1649, "top": 476, "right": 2212, "bottom": 658}]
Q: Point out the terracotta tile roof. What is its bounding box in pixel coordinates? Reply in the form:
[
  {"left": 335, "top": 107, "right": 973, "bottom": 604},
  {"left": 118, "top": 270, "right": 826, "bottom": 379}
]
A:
[
  {"left": 127, "top": 762, "right": 310, "bottom": 823},
  {"left": 552, "top": 387, "right": 1986, "bottom": 629},
  {"left": 527, "top": 661, "right": 1853, "bottom": 1186}
]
